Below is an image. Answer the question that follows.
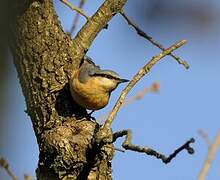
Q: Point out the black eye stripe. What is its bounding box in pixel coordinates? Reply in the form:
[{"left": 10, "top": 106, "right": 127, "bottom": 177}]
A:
[{"left": 93, "top": 73, "right": 120, "bottom": 80}]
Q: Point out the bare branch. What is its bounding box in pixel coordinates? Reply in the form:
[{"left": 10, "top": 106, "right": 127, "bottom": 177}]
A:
[
  {"left": 198, "top": 131, "right": 220, "bottom": 180},
  {"left": 113, "top": 130, "right": 195, "bottom": 164},
  {"left": 69, "top": 0, "right": 87, "bottom": 35},
  {"left": 71, "top": 0, "right": 128, "bottom": 67},
  {"left": 103, "top": 40, "right": 187, "bottom": 129},
  {"left": 98, "top": 82, "right": 160, "bottom": 124},
  {"left": 0, "top": 157, "right": 18, "bottom": 180},
  {"left": 120, "top": 11, "right": 189, "bottom": 69},
  {"left": 60, "top": 0, "right": 89, "bottom": 20}
]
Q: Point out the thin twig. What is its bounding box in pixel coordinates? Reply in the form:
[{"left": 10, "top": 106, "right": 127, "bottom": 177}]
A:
[
  {"left": 71, "top": 0, "right": 128, "bottom": 65},
  {"left": 69, "top": 0, "right": 87, "bottom": 35},
  {"left": 114, "top": 147, "right": 125, "bottom": 153},
  {"left": 60, "top": 0, "right": 89, "bottom": 20},
  {"left": 0, "top": 157, "right": 18, "bottom": 180},
  {"left": 103, "top": 40, "right": 187, "bottom": 129},
  {"left": 113, "top": 130, "right": 195, "bottom": 164},
  {"left": 198, "top": 131, "right": 220, "bottom": 180},
  {"left": 124, "top": 82, "right": 160, "bottom": 106},
  {"left": 120, "top": 11, "right": 189, "bottom": 69},
  {"left": 98, "top": 82, "right": 160, "bottom": 124}
]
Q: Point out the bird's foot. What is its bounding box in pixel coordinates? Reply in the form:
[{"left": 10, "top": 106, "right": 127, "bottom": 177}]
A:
[{"left": 86, "top": 110, "right": 96, "bottom": 121}]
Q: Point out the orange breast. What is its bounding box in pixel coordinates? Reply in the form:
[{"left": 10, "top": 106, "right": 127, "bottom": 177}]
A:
[{"left": 70, "top": 71, "right": 110, "bottom": 110}]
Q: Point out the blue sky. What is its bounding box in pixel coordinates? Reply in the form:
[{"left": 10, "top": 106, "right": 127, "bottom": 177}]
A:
[{"left": 1, "top": 0, "right": 220, "bottom": 179}]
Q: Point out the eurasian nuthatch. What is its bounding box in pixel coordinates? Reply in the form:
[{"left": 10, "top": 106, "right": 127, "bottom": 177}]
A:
[{"left": 70, "top": 56, "right": 129, "bottom": 110}]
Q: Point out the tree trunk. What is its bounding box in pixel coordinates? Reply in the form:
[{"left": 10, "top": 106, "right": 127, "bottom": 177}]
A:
[{"left": 9, "top": 0, "right": 127, "bottom": 179}]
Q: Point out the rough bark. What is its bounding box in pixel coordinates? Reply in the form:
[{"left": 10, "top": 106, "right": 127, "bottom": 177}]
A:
[{"left": 10, "top": 0, "right": 127, "bottom": 179}]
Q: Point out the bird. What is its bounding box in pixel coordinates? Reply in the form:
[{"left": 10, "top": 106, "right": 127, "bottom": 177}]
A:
[{"left": 69, "top": 56, "right": 129, "bottom": 111}]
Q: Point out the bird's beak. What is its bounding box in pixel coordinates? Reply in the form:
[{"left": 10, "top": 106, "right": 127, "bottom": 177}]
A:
[{"left": 119, "top": 78, "right": 130, "bottom": 83}]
